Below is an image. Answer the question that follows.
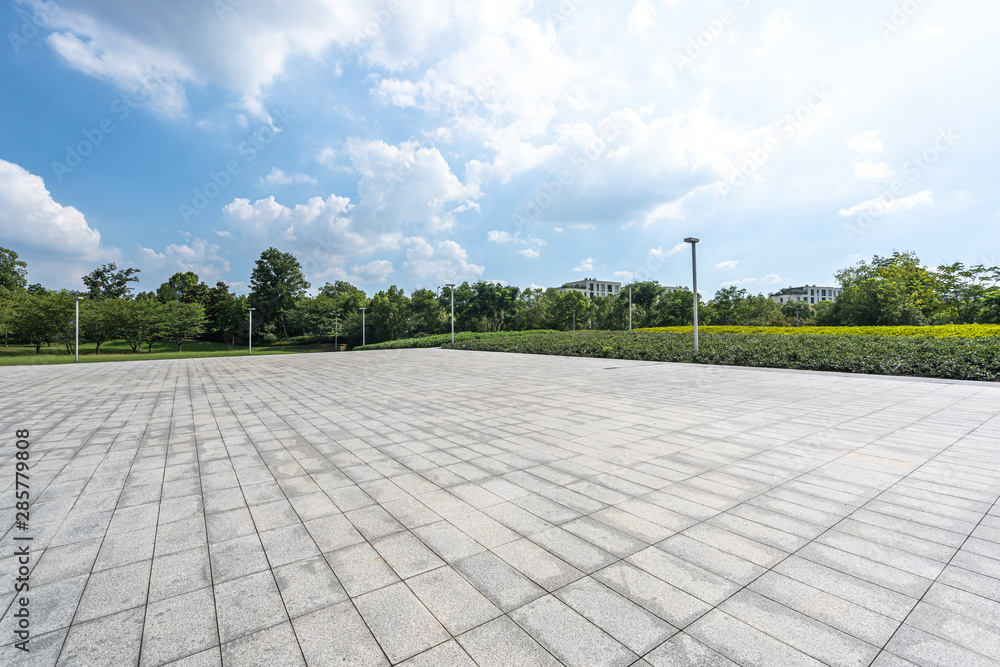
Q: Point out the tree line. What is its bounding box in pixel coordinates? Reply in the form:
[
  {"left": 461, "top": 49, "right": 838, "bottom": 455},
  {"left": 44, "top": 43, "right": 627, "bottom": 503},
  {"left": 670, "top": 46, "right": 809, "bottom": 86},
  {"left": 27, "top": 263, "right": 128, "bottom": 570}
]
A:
[{"left": 1, "top": 246, "right": 997, "bottom": 355}]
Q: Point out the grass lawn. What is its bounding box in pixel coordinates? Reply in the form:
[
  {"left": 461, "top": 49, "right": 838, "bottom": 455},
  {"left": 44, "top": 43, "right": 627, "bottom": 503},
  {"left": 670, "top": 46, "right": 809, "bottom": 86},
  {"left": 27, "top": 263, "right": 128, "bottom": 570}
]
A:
[{"left": 0, "top": 339, "right": 330, "bottom": 366}]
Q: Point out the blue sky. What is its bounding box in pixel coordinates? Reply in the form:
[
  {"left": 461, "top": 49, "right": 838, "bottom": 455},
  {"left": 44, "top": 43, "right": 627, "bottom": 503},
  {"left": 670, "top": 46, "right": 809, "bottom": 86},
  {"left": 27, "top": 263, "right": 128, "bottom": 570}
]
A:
[{"left": 1, "top": 0, "right": 997, "bottom": 297}]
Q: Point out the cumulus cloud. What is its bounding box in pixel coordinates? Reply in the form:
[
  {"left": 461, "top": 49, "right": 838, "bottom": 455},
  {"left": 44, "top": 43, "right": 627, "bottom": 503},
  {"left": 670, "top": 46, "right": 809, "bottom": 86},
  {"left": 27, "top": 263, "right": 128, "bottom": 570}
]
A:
[
  {"left": 838, "top": 190, "right": 933, "bottom": 217},
  {"left": 352, "top": 259, "right": 395, "bottom": 283},
  {"left": 0, "top": 158, "right": 115, "bottom": 285},
  {"left": 715, "top": 260, "right": 739, "bottom": 270},
  {"left": 614, "top": 270, "right": 634, "bottom": 281},
  {"left": 852, "top": 160, "right": 892, "bottom": 179},
  {"left": 847, "top": 131, "right": 884, "bottom": 155},
  {"left": 627, "top": 0, "right": 659, "bottom": 35},
  {"left": 516, "top": 248, "right": 540, "bottom": 258},
  {"left": 572, "top": 257, "right": 595, "bottom": 273},
  {"left": 402, "top": 237, "right": 483, "bottom": 284},
  {"left": 139, "top": 237, "right": 230, "bottom": 283},
  {"left": 257, "top": 167, "right": 317, "bottom": 188},
  {"left": 488, "top": 230, "right": 513, "bottom": 243}
]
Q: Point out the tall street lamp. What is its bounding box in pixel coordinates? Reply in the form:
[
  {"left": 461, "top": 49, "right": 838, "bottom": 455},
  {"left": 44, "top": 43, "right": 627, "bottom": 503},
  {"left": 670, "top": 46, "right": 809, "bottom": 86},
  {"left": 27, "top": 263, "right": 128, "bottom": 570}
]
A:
[
  {"left": 359, "top": 307, "right": 366, "bottom": 346},
  {"left": 628, "top": 284, "right": 632, "bottom": 331},
  {"left": 684, "top": 237, "right": 700, "bottom": 354},
  {"left": 334, "top": 314, "right": 340, "bottom": 351},
  {"left": 445, "top": 283, "right": 455, "bottom": 343},
  {"left": 74, "top": 296, "right": 83, "bottom": 362},
  {"left": 572, "top": 309, "right": 576, "bottom": 331},
  {"left": 248, "top": 307, "right": 255, "bottom": 355}
]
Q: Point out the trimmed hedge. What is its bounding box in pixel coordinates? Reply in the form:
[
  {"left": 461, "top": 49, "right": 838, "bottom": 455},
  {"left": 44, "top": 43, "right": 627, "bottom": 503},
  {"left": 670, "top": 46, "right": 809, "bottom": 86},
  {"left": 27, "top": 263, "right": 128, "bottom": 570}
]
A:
[
  {"left": 442, "top": 330, "right": 1000, "bottom": 381},
  {"left": 639, "top": 324, "right": 1000, "bottom": 338},
  {"left": 355, "top": 330, "right": 558, "bottom": 351}
]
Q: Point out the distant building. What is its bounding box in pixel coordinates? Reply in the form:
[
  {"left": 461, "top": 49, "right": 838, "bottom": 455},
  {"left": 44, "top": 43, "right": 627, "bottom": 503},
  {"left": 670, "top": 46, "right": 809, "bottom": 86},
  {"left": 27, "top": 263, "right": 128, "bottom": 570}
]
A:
[
  {"left": 770, "top": 285, "right": 843, "bottom": 305},
  {"left": 559, "top": 278, "right": 622, "bottom": 298},
  {"left": 558, "top": 279, "right": 689, "bottom": 298}
]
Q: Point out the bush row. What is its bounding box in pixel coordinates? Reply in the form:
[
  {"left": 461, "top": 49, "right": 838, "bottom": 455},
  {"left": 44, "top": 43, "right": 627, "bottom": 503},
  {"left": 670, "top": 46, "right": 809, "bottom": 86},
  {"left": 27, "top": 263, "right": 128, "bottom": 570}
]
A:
[
  {"left": 638, "top": 324, "right": 1000, "bottom": 338},
  {"left": 354, "top": 330, "right": 558, "bottom": 351},
  {"left": 442, "top": 331, "right": 1000, "bottom": 381}
]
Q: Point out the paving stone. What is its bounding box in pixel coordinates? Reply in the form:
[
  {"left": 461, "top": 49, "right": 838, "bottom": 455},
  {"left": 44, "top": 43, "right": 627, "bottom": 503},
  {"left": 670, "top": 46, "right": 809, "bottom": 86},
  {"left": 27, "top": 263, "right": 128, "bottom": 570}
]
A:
[
  {"left": 304, "top": 513, "right": 366, "bottom": 553},
  {"left": 149, "top": 545, "right": 212, "bottom": 602},
  {"left": 293, "top": 601, "right": 389, "bottom": 667},
  {"left": 493, "top": 538, "right": 584, "bottom": 591},
  {"left": 371, "top": 531, "right": 446, "bottom": 579},
  {"left": 452, "top": 551, "right": 546, "bottom": 612},
  {"left": 594, "top": 562, "right": 711, "bottom": 628},
  {"left": 140, "top": 587, "right": 218, "bottom": 666},
  {"left": 406, "top": 565, "right": 503, "bottom": 635},
  {"left": 221, "top": 621, "right": 305, "bottom": 667},
  {"left": 215, "top": 570, "right": 288, "bottom": 644},
  {"left": 511, "top": 595, "right": 637, "bottom": 667},
  {"left": 644, "top": 632, "right": 740, "bottom": 667},
  {"left": 354, "top": 581, "right": 450, "bottom": 664},
  {"left": 411, "top": 520, "right": 486, "bottom": 562},
  {"left": 325, "top": 542, "right": 400, "bottom": 597},
  {"left": 273, "top": 554, "right": 349, "bottom": 618},
  {"left": 628, "top": 546, "right": 740, "bottom": 605},
  {"left": 554, "top": 576, "right": 676, "bottom": 655},
  {"left": 75, "top": 559, "right": 151, "bottom": 623},
  {"left": 396, "top": 640, "right": 477, "bottom": 666},
  {"left": 457, "top": 616, "right": 560, "bottom": 667},
  {"left": 56, "top": 606, "right": 144, "bottom": 667},
  {"left": 686, "top": 610, "right": 826, "bottom": 667}
]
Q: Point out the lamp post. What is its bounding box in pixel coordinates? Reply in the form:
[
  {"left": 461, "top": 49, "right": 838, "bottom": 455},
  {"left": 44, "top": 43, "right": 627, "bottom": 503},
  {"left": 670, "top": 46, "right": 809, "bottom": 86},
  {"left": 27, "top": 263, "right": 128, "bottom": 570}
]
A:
[
  {"left": 572, "top": 309, "right": 576, "bottom": 331},
  {"left": 248, "top": 307, "right": 255, "bottom": 355},
  {"left": 334, "top": 314, "right": 339, "bottom": 351},
  {"left": 446, "top": 283, "right": 455, "bottom": 343},
  {"left": 74, "top": 296, "right": 83, "bottom": 362},
  {"left": 684, "top": 237, "right": 700, "bottom": 354},
  {"left": 796, "top": 305, "right": 802, "bottom": 327},
  {"left": 628, "top": 284, "right": 632, "bottom": 331},
  {"left": 359, "top": 307, "right": 366, "bottom": 346}
]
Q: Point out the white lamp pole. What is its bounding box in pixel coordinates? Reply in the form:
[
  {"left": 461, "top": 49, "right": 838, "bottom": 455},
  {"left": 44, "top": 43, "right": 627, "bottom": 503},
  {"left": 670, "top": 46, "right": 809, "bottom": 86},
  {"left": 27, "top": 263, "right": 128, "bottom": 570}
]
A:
[
  {"left": 75, "top": 296, "right": 83, "bottom": 361},
  {"left": 359, "top": 307, "right": 366, "bottom": 346},
  {"left": 445, "top": 283, "right": 455, "bottom": 343},
  {"left": 248, "top": 307, "right": 255, "bottom": 355},
  {"left": 628, "top": 284, "right": 632, "bottom": 331},
  {"left": 335, "top": 314, "right": 339, "bottom": 350},
  {"left": 572, "top": 309, "right": 576, "bottom": 331},
  {"left": 684, "top": 237, "right": 700, "bottom": 353}
]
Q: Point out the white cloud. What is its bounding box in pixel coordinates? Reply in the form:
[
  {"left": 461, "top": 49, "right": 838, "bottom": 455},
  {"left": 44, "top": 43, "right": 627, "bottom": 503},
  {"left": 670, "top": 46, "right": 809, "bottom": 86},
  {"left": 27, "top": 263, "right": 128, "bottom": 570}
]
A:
[
  {"left": 838, "top": 190, "right": 933, "bottom": 217},
  {"left": 847, "top": 130, "right": 884, "bottom": 155},
  {"left": 650, "top": 244, "right": 687, "bottom": 259},
  {"left": 488, "top": 230, "right": 514, "bottom": 243},
  {"left": 517, "top": 248, "right": 540, "bottom": 258},
  {"left": 352, "top": 259, "right": 394, "bottom": 283},
  {"left": 852, "top": 160, "right": 892, "bottom": 179},
  {"left": 715, "top": 260, "right": 739, "bottom": 270},
  {"left": 614, "top": 270, "right": 634, "bottom": 281},
  {"left": 402, "top": 237, "right": 483, "bottom": 284},
  {"left": 257, "top": 167, "right": 317, "bottom": 188},
  {"left": 627, "top": 0, "right": 659, "bottom": 35},
  {"left": 572, "top": 257, "right": 595, "bottom": 273},
  {"left": 139, "top": 237, "right": 230, "bottom": 283},
  {"left": 719, "top": 274, "right": 781, "bottom": 289},
  {"left": 0, "top": 158, "right": 114, "bottom": 286}
]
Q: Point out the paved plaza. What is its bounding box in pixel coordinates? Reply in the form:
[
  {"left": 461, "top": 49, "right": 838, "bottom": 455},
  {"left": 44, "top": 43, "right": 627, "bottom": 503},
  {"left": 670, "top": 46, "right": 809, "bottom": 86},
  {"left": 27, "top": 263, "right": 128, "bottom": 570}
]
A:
[{"left": 1, "top": 348, "right": 999, "bottom": 666}]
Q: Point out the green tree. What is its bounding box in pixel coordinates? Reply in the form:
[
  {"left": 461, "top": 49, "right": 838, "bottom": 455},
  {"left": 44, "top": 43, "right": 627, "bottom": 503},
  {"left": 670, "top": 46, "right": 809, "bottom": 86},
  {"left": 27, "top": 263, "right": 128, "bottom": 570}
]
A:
[
  {"left": 161, "top": 301, "right": 207, "bottom": 351},
  {"left": 410, "top": 288, "right": 444, "bottom": 334},
  {"left": 830, "top": 251, "right": 937, "bottom": 326},
  {"left": 13, "top": 291, "right": 72, "bottom": 354},
  {"left": 249, "top": 248, "right": 310, "bottom": 339},
  {"left": 80, "top": 298, "right": 122, "bottom": 354},
  {"left": 0, "top": 247, "right": 28, "bottom": 298},
  {"left": 653, "top": 290, "right": 695, "bottom": 326},
  {"left": 204, "top": 281, "right": 234, "bottom": 338},
  {"left": 118, "top": 299, "right": 165, "bottom": 353},
  {"left": 83, "top": 263, "right": 141, "bottom": 300},
  {"left": 978, "top": 287, "right": 1000, "bottom": 324},
  {"left": 468, "top": 281, "right": 521, "bottom": 332},
  {"left": 156, "top": 271, "right": 210, "bottom": 307},
  {"left": 215, "top": 295, "right": 250, "bottom": 346},
  {"left": 367, "top": 286, "right": 411, "bottom": 342}
]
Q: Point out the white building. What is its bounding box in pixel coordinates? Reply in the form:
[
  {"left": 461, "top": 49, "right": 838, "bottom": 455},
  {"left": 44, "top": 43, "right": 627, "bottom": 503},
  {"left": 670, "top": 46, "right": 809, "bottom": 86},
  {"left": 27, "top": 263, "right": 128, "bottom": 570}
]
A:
[
  {"left": 769, "top": 285, "right": 843, "bottom": 305},
  {"left": 559, "top": 278, "right": 622, "bottom": 298}
]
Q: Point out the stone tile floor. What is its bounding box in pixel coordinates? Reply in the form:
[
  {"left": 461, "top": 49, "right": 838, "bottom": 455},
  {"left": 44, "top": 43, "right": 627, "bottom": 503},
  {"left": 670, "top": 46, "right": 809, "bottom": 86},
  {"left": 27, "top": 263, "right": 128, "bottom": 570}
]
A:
[{"left": 1, "top": 348, "right": 999, "bottom": 666}]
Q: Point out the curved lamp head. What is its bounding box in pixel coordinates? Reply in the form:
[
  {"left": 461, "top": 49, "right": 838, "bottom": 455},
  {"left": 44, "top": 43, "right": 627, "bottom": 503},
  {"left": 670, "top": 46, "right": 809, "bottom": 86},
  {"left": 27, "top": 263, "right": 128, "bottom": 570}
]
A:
[{"left": 684, "top": 237, "right": 699, "bottom": 244}]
